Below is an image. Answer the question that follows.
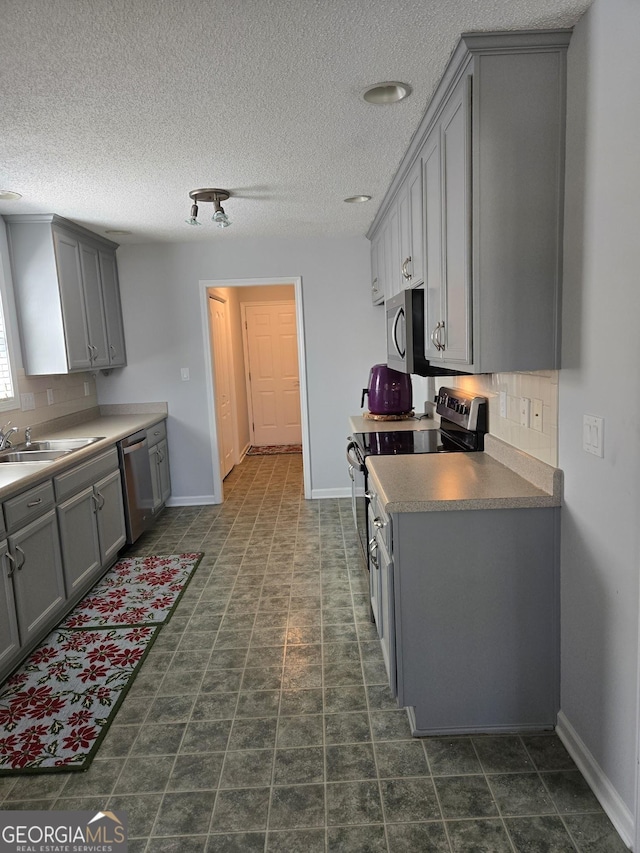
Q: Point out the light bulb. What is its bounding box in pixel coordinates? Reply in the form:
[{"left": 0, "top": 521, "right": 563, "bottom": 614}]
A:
[
  {"left": 212, "top": 209, "right": 231, "bottom": 228},
  {"left": 185, "top": 203, "right": 201, "bottom": 225}
]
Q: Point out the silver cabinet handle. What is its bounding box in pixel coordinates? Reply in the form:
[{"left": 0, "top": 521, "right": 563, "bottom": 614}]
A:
[
  {"left": 27, "top": 498, "right": 42, "bottom": 508},
  {"left": 15, "top": 545, "right": 25, "bottom": 571},
  {"left": 110, "top": 344, "right": 116, "bottom": 357},
  {"left": 93, "top": 490, "right": 105, "bottom": 510},
  {"left": 373, "top": 517, "right": 384, "bottom": 529},
  {"left": 364, "top": 491, "right": 375, "bottom": 500},
  {"left": 348, "top": 464, "right": 354, "bottom": 482},
  {"left": 368, "top": 537, "right": 379, "bottom": 568},
  {"left": 371, "top": 277, "right": 378, "bottom": 293},
  {"left": 401, "top": 256, "right": 412, "bottom": 280},
  {"left": 6, "top": 551, "right": 17, "bottom": 579},
  {"left": 431, "top": 321, "right": 445, "bottom": 351}
]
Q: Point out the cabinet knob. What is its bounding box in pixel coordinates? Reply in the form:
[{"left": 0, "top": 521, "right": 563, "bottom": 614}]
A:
[{"left": 401, "top": 257, "right": 412, "bottom": 279}]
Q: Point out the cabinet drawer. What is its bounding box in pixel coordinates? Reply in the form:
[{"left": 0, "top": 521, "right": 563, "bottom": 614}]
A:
[
  {"left": 54, "top": 447, "right": 120, "bottom": 501},
  {"left": 147, "top": 420, "right": 166, "bottom": 448},
  {"left": 4, "top": 480, "right": 55, "bottom": 533}
]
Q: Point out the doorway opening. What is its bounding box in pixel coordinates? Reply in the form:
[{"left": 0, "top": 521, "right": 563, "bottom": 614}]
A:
[{"left": 200, "top": 277, "right": 310, "bottom": 503}]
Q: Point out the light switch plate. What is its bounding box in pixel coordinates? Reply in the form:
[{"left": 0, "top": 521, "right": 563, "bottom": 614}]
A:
[
  {"left": 46, "top": 388, "right": 54, "bottom": 406},
  {"left": 20, "top": 392, "right": 35, "bottom": 411},
  {"left": 583, "top": 414, "right": 604, "bottom": 457},
  {"left": 519, "top": 397, "right": 531, "bottom": 428}
]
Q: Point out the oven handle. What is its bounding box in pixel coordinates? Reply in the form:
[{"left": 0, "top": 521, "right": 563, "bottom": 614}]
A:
[{"left": 346, "top": 440, "right": 365, "bottom": 472}]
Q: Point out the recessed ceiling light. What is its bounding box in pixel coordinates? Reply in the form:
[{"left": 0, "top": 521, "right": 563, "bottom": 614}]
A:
[
  {"left": 344, "top": 195, "right": 372, "bottom": 204},
  {"left": 0, "top": 190, "right": 22, "bottom": 201},
  {"left": 105, "top": 229, "right": 132, "bottom": 236},
  {"left": 362, "top": 81, "right": 412, "bottom": 105}
]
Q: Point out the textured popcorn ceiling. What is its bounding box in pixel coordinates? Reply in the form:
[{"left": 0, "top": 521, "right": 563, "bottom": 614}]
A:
[{"left": 0, "top": 0, "right": 591, "bottom": 244}]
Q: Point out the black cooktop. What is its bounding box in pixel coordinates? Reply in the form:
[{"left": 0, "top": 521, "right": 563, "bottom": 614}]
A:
[{"left": 354, "top": 422, "right": 483, "bottom": 456}]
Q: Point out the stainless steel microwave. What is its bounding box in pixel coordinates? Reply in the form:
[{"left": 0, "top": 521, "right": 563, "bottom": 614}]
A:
[{"left": 386, "top": 288, "right": 429, "bottom": 375}]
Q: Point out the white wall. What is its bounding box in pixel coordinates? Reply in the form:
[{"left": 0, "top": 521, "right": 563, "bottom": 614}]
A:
[
  {"left": 96, "top": 236, "right": 385, "bottom": 501},
  {"left": 558, "top": 0, "right": 640, "bottom": 841}
]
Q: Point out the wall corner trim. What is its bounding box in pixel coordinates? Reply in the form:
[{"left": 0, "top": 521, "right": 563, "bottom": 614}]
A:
[{"left": 556, "top": 711, "right": 634, "bottom": 848}]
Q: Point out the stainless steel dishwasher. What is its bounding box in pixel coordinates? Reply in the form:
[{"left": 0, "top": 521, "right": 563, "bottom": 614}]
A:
[{"left": 118, "top": 430, "right": 154, "bottom": 544}]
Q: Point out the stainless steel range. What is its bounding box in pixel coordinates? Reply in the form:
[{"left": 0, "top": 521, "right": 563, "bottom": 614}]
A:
[{"left": 347, "top": 387, "right": 488, "bottom": 568}]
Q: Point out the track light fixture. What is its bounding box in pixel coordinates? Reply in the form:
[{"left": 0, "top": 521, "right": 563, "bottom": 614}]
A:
[{"left": 186, "top": 189, "right": 232, "bottom": 228}]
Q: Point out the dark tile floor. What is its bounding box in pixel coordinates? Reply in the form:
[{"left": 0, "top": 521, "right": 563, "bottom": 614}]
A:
[{"left": 0, "top": 455, "right": 628, "bottom": 852}]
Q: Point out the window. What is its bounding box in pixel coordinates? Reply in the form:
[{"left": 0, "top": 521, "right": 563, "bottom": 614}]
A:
[{"left": 0, "top": 237, "right": 20, "bottom": 412}]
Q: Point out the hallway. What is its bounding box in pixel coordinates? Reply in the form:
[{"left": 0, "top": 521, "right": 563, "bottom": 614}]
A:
[{"left": 0, "top": 455, "right": 625, "bottom": 852}]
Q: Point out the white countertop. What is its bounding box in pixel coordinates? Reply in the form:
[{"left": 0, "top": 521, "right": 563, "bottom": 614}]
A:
[{"left": 0, "top": 411, "right": 167, "bottom": 500}]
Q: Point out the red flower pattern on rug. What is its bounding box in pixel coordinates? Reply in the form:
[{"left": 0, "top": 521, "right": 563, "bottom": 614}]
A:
[
  {"left": 59, "top": 553, "right": 202, "bottom": 628},
  {"left": 0, "top": 626, "right": 157, "bottom": 772},
  {"left": 0, "top": 552, "right": 203, "bottom": 775}
]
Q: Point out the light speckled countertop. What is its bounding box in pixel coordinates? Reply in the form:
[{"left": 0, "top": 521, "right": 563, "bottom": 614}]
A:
[
  {"left": 0, "top": 406, "right": 167, "bottom": 500},
  {"left": 363, "top": 432, "right": 562, "bottom": 514}
]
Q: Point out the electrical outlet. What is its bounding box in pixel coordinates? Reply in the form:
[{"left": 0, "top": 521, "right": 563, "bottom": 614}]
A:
[
  {"left": 46, "top": 388, "right": 54, "bottom": 406},
  {"left": 583, "top": 414, "right": 604, "bottom": 457},
  {"left": 83, "top": 381, "right": 91, "bottom": 396},
  {"left": 20, "top": 392, "right": 35, "bottom": 411},
  {"left": 499, "top": 391, "right": 507, "bottom": 418},
  {"left": 532, "top": 398, "right": 543, "bottom": 432},
  {"left": 180, "top": 367, "right": 190, "bottom": 381},
  {"left": 519, "top": 397, "right": 531, "bottom": 428}
]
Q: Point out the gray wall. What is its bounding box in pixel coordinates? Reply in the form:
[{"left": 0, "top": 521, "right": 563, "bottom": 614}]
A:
[
  {"left": 96, "top": 236, "right": 385, "bottom": 501},
  {"left": 559, "top": 0, "right": 640, "bottom": 829}
]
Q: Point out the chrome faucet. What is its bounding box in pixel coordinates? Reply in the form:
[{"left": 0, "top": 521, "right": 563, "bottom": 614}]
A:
[{"left": 0, "top": 422, "right": 19, "bottom": 450}]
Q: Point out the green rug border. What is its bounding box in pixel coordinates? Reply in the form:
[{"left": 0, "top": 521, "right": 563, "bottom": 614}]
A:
[
  {"left": 0, "top": 551, "right": 204, "bottom": 776},
  {"left": 61, "top": 551, "right": 204, "bottom": 631}
]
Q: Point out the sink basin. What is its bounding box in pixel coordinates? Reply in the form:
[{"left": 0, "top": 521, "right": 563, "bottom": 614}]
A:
[
  {"left": 0, "top": 450, "right": 70, "bottom": 462},
  {"left": 12, "top": 437, "right": 105, "bottom": 452}
]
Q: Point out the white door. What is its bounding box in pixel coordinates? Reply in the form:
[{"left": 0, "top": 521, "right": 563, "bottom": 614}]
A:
[
  {"left": 244, "top": 302, "right": 302, "bottom": 446},
  {"left": 208, "top": 295, "right": 235, "bottom": 478}
]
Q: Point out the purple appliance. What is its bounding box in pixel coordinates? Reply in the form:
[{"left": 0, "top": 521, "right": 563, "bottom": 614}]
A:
[{"left": 361, "top": 364, "right": 413, "bottom": 415}]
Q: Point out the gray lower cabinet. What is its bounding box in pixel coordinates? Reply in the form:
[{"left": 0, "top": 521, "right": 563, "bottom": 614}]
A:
[
  {"left": 9, "top": 509, "right": 66, "bottom": 648},
  {"left": 4, "top": 214, "right": 127, "bottom": 375},
  {"left": 148, "top": 421, "right": 171, "bottom": 512},
  {"left": 369, "top": 495, "right": 560, "bottom": 735},
  {"left": 0, "top": 539, "right": 20, "bottom": 673},
  {"left": 56, "top": 449, "right": 126, "bottom": 595}
]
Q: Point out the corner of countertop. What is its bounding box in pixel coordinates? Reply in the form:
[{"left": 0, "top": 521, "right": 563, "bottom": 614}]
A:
[
  {"left": 483, "top": 435, "right": 563, "bottom": 503},
  {"left": 99, "top": 402, "right": 169, "bottom": 416}
]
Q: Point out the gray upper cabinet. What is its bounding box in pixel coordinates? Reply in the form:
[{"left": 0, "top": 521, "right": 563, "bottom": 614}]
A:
[
  {"left": 398, "top": 158, "right": 424, "bottom": 290},
  {"left": 4, "top": 214, "right": 127, "bottom": 375},
  {"left": 368, "top": 30, "right": 571, "bottom": 374}
]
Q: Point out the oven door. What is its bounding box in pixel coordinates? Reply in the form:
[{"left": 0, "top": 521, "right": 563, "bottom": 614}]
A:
[{"left": 347, "top": 438, "right": 368, "bottom": 569}]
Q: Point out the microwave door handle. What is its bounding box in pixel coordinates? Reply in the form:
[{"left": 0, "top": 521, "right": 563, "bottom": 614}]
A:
[{"left": 392, "top": 307, "right": 406, "bottom": 358}]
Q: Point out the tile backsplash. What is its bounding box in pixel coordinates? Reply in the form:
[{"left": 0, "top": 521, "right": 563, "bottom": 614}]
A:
[
  {"left": 439, "top": 371, "right": 559, "bottom": 467},
  {"left": 1, "top": 370, "right": 98, "bottom": 436}
]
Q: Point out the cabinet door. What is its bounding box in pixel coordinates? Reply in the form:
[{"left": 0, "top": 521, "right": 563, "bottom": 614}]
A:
[
  {"left": 53, "top": 229, "right": 92, "bottom": 370},
  {"left": 385, "top": 205, "right": 401, "bottom": 298},
  {"left": 78, "top": 243, "right": 110, "bottom": 367},
  {"left": 370, "top": 232, "right": 383, "bottom": 305},
  {"left": 399, "top": 159, "right": 424, "bottom": 288},
  {"left": 57, "top": 486, "right": 102, "bottom": 594},
  {"left": 440, "top": 75, "right": 472, "bottom": 365},
  {"left": 10, "top": 510, "right": 66, "bottom": 644},
  {"left": 378, "top": 534, "right": 397, "bottom": 697},
  {"left": 99, "top": 250, "right": 127, "bottom": 367},
  {"left": 94, "top": 469, "right": 126, "bottom": 565},
  {"left": 0, "top": 541, "right": 20, "bottom": 672},
  {"left": 423, "top": 128, "right": 444, "bottom": 360},
  {"left": 156, "top": 440, "right": 171, "bottom": 506}
]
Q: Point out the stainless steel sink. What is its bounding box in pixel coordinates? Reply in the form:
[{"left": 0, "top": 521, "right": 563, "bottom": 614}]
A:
[
  {"left": 12, "top": 437, "right": 105, "bottom": 452},
  {"left": 0, "top": 449, "right": 71, "bottom": 462},
  {"left": 0, "top": 436, "right": 105, "bottom": 463}
]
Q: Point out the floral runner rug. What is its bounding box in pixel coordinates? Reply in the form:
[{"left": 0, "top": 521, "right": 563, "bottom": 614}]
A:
[
  {"left": 0, "top": 625, "right": 158, "bottom": 774},
  {"left": 59, "top": 552, "right": 203, "bottom": 629},
  {"left": 0, "top": 552, "right": 203, "bottom": 774}
]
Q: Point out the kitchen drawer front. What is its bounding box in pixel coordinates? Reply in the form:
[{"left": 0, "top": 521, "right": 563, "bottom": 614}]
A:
[
  {"left": 54, "top": 447, "right": 120, "bottom": 501},
  {"left": 4, "top": 480, "right": 55, "bottom": 533},
  {"left": 147, "top": 420, "right": 167, "bottom": 448}
]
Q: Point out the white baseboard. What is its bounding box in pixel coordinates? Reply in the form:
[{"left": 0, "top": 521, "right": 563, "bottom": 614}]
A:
[
  {"left": 166, "top": 495, "right": 219, "bottom": 507},
  {"left": 556, "top": 711, "right": 634, "bottom": 849},
  {"left": 310, "top": 487, "right": 351, "bottom": 499}
]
